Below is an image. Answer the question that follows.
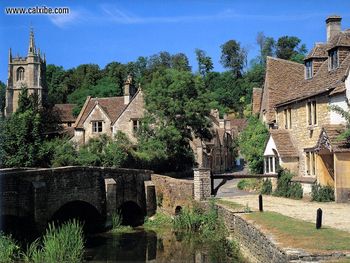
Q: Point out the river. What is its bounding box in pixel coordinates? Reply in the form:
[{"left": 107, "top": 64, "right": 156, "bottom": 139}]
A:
[{"left": 84, "top": 228, "right": 242, "bottom": 262}]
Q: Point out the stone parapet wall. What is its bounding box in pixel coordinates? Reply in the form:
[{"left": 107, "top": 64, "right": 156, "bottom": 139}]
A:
[{"left": 151, "top": 174, "right": 193, "bottom": 214}]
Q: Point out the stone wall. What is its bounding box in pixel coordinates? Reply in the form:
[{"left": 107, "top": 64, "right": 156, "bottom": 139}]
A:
[
  {"left": 151, "top": 174, "right": 193, "bottom": 214},
  {"left": 216, "top": 204, "right": 348, "bottom": 262}
]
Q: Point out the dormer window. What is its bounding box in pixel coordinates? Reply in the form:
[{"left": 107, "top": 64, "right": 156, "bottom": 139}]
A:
[
  {"left": 329, "top": 49, "right": 339, "bottom": 70},
  {"left": 305, "top": 61, "right": 313, "bottom": 79}
]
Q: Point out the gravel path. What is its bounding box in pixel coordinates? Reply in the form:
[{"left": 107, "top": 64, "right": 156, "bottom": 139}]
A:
[{"left": 216, "top": 179, "right": 350, "bottom": 233}]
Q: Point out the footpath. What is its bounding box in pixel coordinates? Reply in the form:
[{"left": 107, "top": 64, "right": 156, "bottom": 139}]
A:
[{"left": 216, "top": 179, "right": 350, "bottom": 233}]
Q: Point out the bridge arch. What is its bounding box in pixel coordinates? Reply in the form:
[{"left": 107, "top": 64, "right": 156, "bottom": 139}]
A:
[
  {"left": 50, "top": 200, "right": 104, "bottom": 233},
  {"left": 118, "top": 201, "right": 144, "bottom": 227}
]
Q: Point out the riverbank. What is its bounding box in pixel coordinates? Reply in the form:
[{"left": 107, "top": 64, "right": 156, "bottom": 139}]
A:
[{"left": 216, "top": 200, "right": 350, "bottom": 262}]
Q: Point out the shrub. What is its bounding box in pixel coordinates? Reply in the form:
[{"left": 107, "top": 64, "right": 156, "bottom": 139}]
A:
[
  {"left": 288, "top": 182, "right": 303, "bottom": 199},
  {"left": 237, "top": 178, "right": 262, "bottom": 192},
  {"left": 311, "top": 184, "right": 335, "bottom": 202},
  {"left": 144, "top": 212, "right": 172, "bottom": 230},
  {"left": 273, "top": 169, "right": 303, "bottom": 199},
  {"left": 0, "top": 233, "right": 19, "bottom": 263},
  {"left": 261, "top": 179, "right": 272, "bottom": 195}
]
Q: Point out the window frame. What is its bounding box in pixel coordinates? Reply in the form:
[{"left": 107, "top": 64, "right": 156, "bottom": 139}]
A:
[
  {"left": 284, "top": 108, "right": 292, "bottom": 129},
  {"left": 92, "top": 121, "right": 103, "bottom": 133},
  {"left": 329, "top": 49, "right": 339, "bottom": 70},
  {"left": 306, "top": 100, "right": 317, "bottom": 126},
  {"left": 305, "top": 151, "right": 316, "bottom": 177},
  {"left": 305, "top": 60, "right": 313, "bottom": 79}
]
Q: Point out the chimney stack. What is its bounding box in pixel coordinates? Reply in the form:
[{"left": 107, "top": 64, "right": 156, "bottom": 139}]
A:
[{"left": 326, "top": 15, "right": 342, "bottom": 42}]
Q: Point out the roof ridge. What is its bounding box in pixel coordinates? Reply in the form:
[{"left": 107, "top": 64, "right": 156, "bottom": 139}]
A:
[{"left": 267, "top": 56, "right": 304, "bottom": 67}]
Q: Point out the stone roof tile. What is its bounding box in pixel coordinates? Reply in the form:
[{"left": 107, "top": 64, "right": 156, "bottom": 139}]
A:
[{"left": 270, "top": 129, "right": 298, "bottom": 158}]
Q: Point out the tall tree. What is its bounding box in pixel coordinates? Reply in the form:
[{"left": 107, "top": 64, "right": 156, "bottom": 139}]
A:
[
  {"left": 195, "top": 49, "right": 214, "bottom": 76},
  {"left": 256, "top": 32, "right": 275, "bottom": 65},
  {"left": 276, "top": 36, "right": 307, "bottom": 63},
  {"left": 172, "top": 53, "right": 191, "bottom": 72},
  {"left": 220, "top": 40, "right": 247, "bottom": 78},
  {"left": 140, "top": 69, "right": 212, "bottom": 171},
  {"left": 0, "top": 81, "right": 6, "bottom": 115}
]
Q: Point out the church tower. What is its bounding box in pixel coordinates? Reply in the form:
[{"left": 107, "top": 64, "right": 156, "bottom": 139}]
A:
[{"left": 5, "top": 28, "right": 47, "bottom": 116}]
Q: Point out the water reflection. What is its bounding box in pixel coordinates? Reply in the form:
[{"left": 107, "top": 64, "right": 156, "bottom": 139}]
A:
[{"left": 85, "top": 229, "right": 237, "bottom": 263}]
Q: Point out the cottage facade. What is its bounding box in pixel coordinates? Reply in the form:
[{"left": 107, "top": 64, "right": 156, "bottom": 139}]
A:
[{"left": 254, "top": 15, "right": 350, "bottom": 202}]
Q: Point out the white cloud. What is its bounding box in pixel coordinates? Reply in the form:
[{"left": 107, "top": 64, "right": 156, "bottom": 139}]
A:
[{"left": 48, "top": 9, "right": 84, "bottom": 28}]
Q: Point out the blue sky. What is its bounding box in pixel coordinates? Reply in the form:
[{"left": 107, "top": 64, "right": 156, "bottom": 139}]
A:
[{"left": 1, "top": 0, "right": 350, "bottom": 83}]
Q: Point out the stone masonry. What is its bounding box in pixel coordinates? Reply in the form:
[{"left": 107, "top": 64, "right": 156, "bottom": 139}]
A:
[{"left": 193, "top": 168, "right": 211, "bottom": 201}]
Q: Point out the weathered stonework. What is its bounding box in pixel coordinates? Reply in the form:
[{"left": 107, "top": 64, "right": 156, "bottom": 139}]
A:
[
  {"left": 151, "top": 174, "right": 193, "bottom": 214},
  {"left": 193, "top": 168, "right": 211, "bottom": 201}
]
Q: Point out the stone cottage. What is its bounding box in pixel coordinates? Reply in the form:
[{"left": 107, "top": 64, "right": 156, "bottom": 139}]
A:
[
  {"left": 72, "top": 75, "right": 144, "bottom": 145},
  {"left": 253, "top": 15, "right": 350, "bottom": 202}
]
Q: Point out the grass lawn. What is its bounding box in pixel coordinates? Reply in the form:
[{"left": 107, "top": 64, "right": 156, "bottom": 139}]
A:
[
  {"left": 243, "top": 211, "right": 350, "bottom": 252},
  {"left": 216, "top": 199, "right": 245, "bottom": 211}
]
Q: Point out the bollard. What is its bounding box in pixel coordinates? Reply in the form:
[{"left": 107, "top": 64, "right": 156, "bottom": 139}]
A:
[
  {"left": 259, "top": 194, "right": 263, "bottom": 212},
  {"left": 316, "top": 208, "right": 322, "bottom": 229}
]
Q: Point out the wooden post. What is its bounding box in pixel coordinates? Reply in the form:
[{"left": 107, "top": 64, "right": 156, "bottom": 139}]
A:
[
  {"left": 259, "top": 194, "right": 263, "bottom": 212},
  {"left": 316, "top": 208, "right": 322, "bottom": 229}
]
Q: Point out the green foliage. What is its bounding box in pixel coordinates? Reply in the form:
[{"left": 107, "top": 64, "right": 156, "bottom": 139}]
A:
[
  {"left": 195, "top": 49, "right": 213, "bottom": 76},
  {"left": 77, "top": 133, "right": 131, "bottom": 167},
  {"left": 311, "top": 184, "right": 335, "bottom": 202},
  {"left": 261, "top": 179, "right": 272, "bottom": 195},
  {"left": 40, "top": 138, "right": 78, "bottom": 167},
  {"left": 143, "top": 212, "right": 172, "bottom": 230},
  {"left": 112, "top": 211, "right": 122, "bottom": 229},
  {"left": 273, "top": 169, "right": 303, "bottom": 199},
  {"left": 220, "top": 39, "right": 247, "bottom": 77},
  {"left": 139, "top": 69, "right": 212, "bottom": 172},
  {"left": 238, "top": 116, "right": 269, "bottom": 173},
  {"left": 330, "top": 105, "right": 350, "bottom": 143},
  {"left": 0, "top": 81, "right": 6, "bottom": 115},
  {"left": 0, "top": 233, "right": 20, "bottom": 263},
  {"left": 276, "top": 36, "right": 307, "bottom": 63},
  {"left": 22, "top": 220, "right": 84, "bottom": 263},
  {"left": 237, "top": 178, "right": 262, "bottom": 191}
]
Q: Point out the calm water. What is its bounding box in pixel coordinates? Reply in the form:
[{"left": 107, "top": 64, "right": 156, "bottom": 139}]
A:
[{"left": 84, "top": 228, "right": 241, "bottom": 263}]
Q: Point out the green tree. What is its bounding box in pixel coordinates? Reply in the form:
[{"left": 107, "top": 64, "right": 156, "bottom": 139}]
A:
[
  {"left": 46, "top": 64, "right": 68, "bottom": 104},
  {"left": 140, "top": 69, "right": 212, "bottom": 171},
  {"left": 330, "top": 105, "right": 350, "bottom": 142},
  {"left": 256, "top": 32, "right": 275, "bottom": 65},
  {"left": 195, "top": 49, "right": 214, "bottom": 76},
  {"left": 238, "top": 116, "right": 269, "bottom": 173},
  {"left": 220, "top": 40, "right": 247, "bottom": 78},
  {"left": 171, "top": 53, "right": 191, "bottom": 71},
  {"left": 275, "top": 36, "right": 307, "bottom": 63}
]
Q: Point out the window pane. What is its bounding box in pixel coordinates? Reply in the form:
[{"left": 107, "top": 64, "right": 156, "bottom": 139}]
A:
[{"left": 312, "top": 101, "right": 317, "bottom": 125}]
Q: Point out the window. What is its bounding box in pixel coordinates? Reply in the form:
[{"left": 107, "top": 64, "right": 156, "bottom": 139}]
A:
[
  {"left": 284, "top": 108, "right": 292, "bottom": 129},
  {"left": 306, "top": 151, "right": 316, "bottom": 176},
  {"left": 16, "top": 67, "right": 25, "bottom": 81},
  {"left": 307, "top": 101, "right": 317, "bottom": 126},
  {"left": 305, "top": 60, "right": 313, "bottom": 79},
  {"left": 132, "top": 119, "right": 141, "bottom": 134},
  {"left": 329, "top": 49, "right": 338, "bottom": 70},
  {"left": 264, "top": 155, "right": 278, "bottom": 174},
  {"left": 92, "top": 121, "right": 103, "bottom": 133}
]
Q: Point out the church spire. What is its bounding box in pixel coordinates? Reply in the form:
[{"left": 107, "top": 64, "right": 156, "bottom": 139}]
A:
[{"left": 28, "top": 27, "right": 36, "bottom": 56}]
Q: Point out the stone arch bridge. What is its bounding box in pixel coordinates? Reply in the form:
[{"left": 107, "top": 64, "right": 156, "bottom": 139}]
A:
[{"left": 0, "top": 166, "right": 156, "bottom": 234}]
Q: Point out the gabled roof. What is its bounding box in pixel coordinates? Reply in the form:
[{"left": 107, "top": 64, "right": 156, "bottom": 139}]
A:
[
  {"left": 260, "top": 57, "right": 304, "bottom": 123},
  {"left": 304, "top": 43, "right": 328, "bottom": 60},
  {"left": 270, "top": 129, "right": 298, "bottom": 158},
  {"left": 327, "top": 30, "right": 350, "bottom": 50},
  {"left": 314, "top": 124, "right": 350, "bottom": 153},
  {"left": 54, "top": 104, "right": 76, "bottom": 123},
  {"left": 75, "top": 96, "right": 126, "bottom": 128},
  {"left": 276, "top": 53, "right": 350, "bottom": 106}
]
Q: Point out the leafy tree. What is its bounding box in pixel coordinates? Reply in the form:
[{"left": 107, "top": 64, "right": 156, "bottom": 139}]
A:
[
  {"left": 46, "top": 64, "right": 68, "bottom": 104},
  {"left": 140, "top": 69, "right": 212, "bottom": 171},
  {"left": 238, "top": 116, "right": 269, "bottom": 173},
  {"left": 40, "top": 138, "right": 78, "bottom": 167},
  {"left": 220, "top": 40, "right": 247, "bottom": 78},
  {"left": 171, "top": 53, "right": 191, "bottom": 72},
  {"left": 195, "top": 49, "right": 214, "bottom": 76},
  {"left": 275, "top": 36, "right": 307, "bottom": 63},
  {"left": 330, "top": 105, "right": 350, "bottom": 142}
]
